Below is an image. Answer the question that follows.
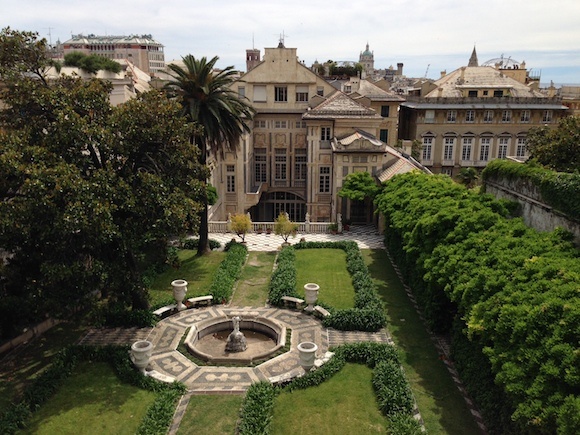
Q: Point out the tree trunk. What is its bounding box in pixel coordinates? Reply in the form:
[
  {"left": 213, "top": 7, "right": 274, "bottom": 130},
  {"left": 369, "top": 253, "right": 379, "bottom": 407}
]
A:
[{"left": 197, "top": 198, "right": 211, "bottom": 255}]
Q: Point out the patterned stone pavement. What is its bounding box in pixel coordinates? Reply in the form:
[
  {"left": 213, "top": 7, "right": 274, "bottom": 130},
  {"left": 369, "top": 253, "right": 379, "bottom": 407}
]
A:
[{"left": 207, "top": 224, "right": 384, "bottom": 251}]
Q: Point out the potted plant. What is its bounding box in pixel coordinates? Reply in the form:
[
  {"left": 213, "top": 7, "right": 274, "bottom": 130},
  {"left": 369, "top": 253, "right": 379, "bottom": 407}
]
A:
[{"left": 328, "top": 222, "right": 339, "bottom": 234}]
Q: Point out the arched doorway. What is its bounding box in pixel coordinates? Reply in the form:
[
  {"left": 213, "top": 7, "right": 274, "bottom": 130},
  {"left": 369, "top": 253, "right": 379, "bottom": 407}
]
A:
[{"left": 250, "top": 191, "right": 307, "bottom": 222}]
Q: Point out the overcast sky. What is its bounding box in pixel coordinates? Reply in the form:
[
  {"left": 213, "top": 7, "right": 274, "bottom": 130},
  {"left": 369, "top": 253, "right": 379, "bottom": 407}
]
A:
[{"left": 4, "top": 0, "right": 580, "bottom": 85}]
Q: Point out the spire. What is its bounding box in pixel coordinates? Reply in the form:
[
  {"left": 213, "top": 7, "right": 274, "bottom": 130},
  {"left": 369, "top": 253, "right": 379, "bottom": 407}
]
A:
[{"left": 468, "top": 46, "right": 478, "bottom": 67}]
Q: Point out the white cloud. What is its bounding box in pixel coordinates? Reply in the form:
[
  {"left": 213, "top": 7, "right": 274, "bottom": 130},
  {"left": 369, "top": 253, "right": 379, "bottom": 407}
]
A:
[{"left": 3, "top": 0, "right": 580, "bottom": 83}]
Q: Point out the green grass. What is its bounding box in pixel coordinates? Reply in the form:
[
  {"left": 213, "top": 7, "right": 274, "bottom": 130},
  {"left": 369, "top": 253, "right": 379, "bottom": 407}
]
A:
[
  {"left": 0, "top": 321, "right": 88, "bottom": 411},
  {"left": 271, "top": 363, "right": 388, "bottom": 434},
  {"left": 18, "top": 361, "right": 156, "bottom": 435},
  {"left": 177, "top": 394, "right": 244, "bottom": 435},
  {"left": 295, "top": 248, "right": 354, "bottom": 309},
  {"left": 231, "top": 251, "right": 276, "bottom": 306},
  {"left": 148, "top": 250, "right": 226, "bottom": 306},
  {"left": 361, "top": 249, "right": 481, "bottom": 435}
]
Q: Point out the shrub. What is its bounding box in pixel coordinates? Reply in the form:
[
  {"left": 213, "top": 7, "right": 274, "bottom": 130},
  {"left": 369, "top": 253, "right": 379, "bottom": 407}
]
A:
[
  {"left": 230, "top": 213, "right": 252, "bottom": 242},
  {"left": 208, "top": 242, "right": 247, "bottom": 303},
  {"left": 180, "top": 238, "right": 221, "bottom": 250},
  {"left": 238, "top": 381, "right": 276, "bottom": 435}
]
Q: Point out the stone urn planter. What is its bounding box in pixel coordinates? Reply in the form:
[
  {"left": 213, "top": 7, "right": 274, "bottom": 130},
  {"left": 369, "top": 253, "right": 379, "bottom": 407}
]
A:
[
  {"left": 303, "top": 283, "right": 320, "bottom": 312},
  {"left": 297, "top": 341, "right": 318, "bottom": 372},
  {"left": 171, "top": 279, "right": 188, "bottom": 311},
  {"left": 130, "top": 340, "right": 153, "bottom": 374}
]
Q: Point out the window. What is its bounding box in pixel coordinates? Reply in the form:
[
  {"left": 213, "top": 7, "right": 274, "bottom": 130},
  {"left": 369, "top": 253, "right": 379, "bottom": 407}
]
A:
[
  {"left": 319, "top": 166, "right": 330, "bottom": 193},
  {"left": 494, "top": 90, "right": 504, "bottom": 97},
  {"left": 295, "top": 121, "right": 307, "bottom": 128},
  {"left": 296, "top": 85, "right": 308, "bottom": 102},
  {"left": 447, "top": 110, "right": 457, "bottom": 122},
  {"left": 479, "top": 138, "right": 491, "bottom": 161},
  {"left": 317, "top": 87, "right": 324, "bottom": 96},
  {"left": 443, "top": 137, "right": 455, "bottom": 160},
  {"left": 465, "top": 110, "right": 475, "bottom": 122},
  {"left": 380, "top": 106, "right": 390, "bottom": 117},
  {"left": 461, "top": 138, "right": 473, "bottom": 161},
  {"left": 275, "top": 149, "right": 287, "bottom": 180},
  {"left": 441, "top": 168, "right": 453, "bottom": 176},
  {"left": 238, "top": 87, "right": 245, "bottom": 98},
  {"left": 294, "top": 149, "right": 307, "bottom": 183},
  {"left": 253, "top": 85, "right": 266, "bottom": 102},
  {"left": 255, "top": 120, "right": 266, "bottom": 128},
  {"left": 425, "top": 110, "right": 435, "bottom": 123},
  {"left": 226, "top": 165, "right": 235, "bottom": 193},
  {"left": 516, "top": 137, "right": 527, "bottom": 158},
  {"left": 542, "top": 110, "right": 553, "bottom": 123},
  {"left": 379, "top": 129, "right": 388, "bottom": 143},
  {"left": 520, "top": 110, "right": 530, "bottom": 123},
  {"left": 498, "top": 137, "right": 509, "bottom": 159},
  {"left": 468, "top": 90, "right": 478, "bottom": 97},
  {"left": 254, "top": 149, "right": 267, "bottom": 183},
  {"left": 422, "top": 137, "right": 433, "bottom": 161},
  {"left": 484, "top": 110, "right": 494, "bottom": 123},
  {"left": 483, "top": 90, "right": 489, "bottom": 96},
  {"left": 274, "top": 120, "right": 287, "bottom": 129},
  {"left": 275, "top": 86, "right": 288, "bottom": 102},
  {"left": 321, "top": 127, "right": 331, "bottom": 141},
  {"left": 501, "top": 110, "right": 512, "bottom": 122}
]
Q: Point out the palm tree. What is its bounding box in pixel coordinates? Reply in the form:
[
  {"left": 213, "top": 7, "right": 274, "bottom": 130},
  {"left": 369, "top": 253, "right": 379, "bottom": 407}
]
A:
[{"left": 164, "top": 55, "right": 255, "bottom": 255}]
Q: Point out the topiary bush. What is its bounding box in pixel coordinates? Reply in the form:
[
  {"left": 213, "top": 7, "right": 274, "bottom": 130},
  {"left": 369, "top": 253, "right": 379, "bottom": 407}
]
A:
[{"left": 208, "top": 242, "right": 247, "bottom": 304}]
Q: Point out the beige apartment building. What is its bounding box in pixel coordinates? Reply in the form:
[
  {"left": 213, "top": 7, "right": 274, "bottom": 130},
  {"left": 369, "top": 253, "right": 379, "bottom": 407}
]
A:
[
  {"left": 398, "top": 49, "right": 569, "bottom": 175},
  {"left": 62, "top": 34, "right": 165, "bottom": 75},
  {"left": 209, "top": 42, "right": 424, "bottom": 224}
]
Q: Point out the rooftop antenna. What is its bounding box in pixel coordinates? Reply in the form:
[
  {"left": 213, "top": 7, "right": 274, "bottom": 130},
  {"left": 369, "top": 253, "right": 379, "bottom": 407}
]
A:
[
  {"left": 275, "top": 30, "right": 289, "bottom": 47},
  {"left": 45, "top": 27, "right": 53, "bottom": 46},
  {"left": 424, "top": 64, "right": 430, "bottom": 78}
]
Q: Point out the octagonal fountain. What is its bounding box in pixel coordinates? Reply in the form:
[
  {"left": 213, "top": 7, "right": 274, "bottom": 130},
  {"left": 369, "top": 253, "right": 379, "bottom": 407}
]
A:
[{"left": 185, "top": 315, "right": 286, "bottom": 365}]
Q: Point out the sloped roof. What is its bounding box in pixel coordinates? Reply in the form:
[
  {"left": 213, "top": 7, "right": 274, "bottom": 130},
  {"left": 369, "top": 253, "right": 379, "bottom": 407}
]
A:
[
  {"left": 426, "top": 66, "right": 544, "bottom": 98},
  {"left": 377, "top": 159, "right": 420, "bottom": 183},
  {"left": 303, "top": 91, "right": 381, "bottom": 119},
  {"left": 351, "top": 79, "right": 405, "bottom": 102}
]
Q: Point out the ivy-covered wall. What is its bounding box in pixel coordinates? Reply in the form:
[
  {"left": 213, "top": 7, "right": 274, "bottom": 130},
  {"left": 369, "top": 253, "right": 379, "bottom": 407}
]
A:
[{"left": 482, "top": 160, "right": 580, "bottom": 244}]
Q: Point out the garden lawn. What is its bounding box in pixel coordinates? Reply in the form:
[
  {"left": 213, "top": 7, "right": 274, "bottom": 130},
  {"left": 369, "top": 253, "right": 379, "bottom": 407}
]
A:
[
  {"left": 148, "top": 250, "right": 226, "bottom": 306},
  {"left": 177, "top": 394, "right": 243, "bottom": 435},
  {"left": 362, "top": 249, "right": 481, "bottom": 435},
  {"left": 18, "top": 361, "right": 156, "bottom": 435},
  {"left": 295, "top": 248, "right": 354, "bottom": 309},
  {"left": 0, "top": 321, "right": 88, "bottom": 411},
  {"left": 271, "top": 363, "right": 388, "bottom": 434},
  {"left": 230, "top": 251, "right": 276, "bottom": 306}
]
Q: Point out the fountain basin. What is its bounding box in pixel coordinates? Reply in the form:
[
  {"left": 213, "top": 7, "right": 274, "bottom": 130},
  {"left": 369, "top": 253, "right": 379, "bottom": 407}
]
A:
[{"left": 185, "top": 316, "right": 286, "bottom": 365}]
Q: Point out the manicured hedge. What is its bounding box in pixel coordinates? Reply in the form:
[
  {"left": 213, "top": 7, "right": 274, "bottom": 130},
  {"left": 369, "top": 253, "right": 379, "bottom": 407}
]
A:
[
  {"left": 237, "top": 343, "right": 419, "bottom": 435},
  {"left": 269, "top": 241, "right": 386, "bottom": 332},
  {"left": 376, "top": 171, "right": 580, "bottom": 434},
  {"left": 0, "top": 345, "right": 185, "bottom": 435},
  {"left": 208, "top": 241, "right": 247, "bottom": 304}
]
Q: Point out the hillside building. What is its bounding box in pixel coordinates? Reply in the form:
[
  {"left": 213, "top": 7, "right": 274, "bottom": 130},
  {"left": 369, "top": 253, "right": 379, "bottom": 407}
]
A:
[{"left": 62, "top": 34, "right": 165, "bottom": 75}]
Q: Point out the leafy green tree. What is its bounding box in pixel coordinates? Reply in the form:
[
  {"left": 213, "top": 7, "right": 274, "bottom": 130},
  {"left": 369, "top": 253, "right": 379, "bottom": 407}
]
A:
[
  {"left": 455, "top": 167, "right": 479, "bottom": 188},
  {"left": 164, "top": 55, "right": 255, "bottom": 255},
  {"left": 274, "top": 212, "right": 298, "bottom": 243},
  {"left": 230, "top": 213, "right": 251, "bottom": 242},
  {"left": 339, "top": 171, "right": 381, "bottom": 201},
  {"left": 0, "top": 31, "right": 204, "bottom": 319},
  {"left": 64, "top": 52, "right": 121, "bottom": 74},
  {"left": 526, "top": 116, "right": 580, "bottom": 172}
]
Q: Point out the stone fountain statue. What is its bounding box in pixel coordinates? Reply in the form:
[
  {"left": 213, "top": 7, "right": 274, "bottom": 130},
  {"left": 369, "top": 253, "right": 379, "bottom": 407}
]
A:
[{"left": 225, "top": 316, "right": 247, "bottom": 352}]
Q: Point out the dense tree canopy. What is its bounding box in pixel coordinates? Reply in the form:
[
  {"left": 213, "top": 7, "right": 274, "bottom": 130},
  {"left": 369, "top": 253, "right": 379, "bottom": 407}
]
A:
[
  {"left": 376, "top": 172, "right": 580, "bottom": 434},
  {"left": 0, "top": 29, "right": 205, "bottom": 335},
  {"left": 526, "top": 115, "right": 580, "bottom": 172},
  {"left": 63, "top": 52, "right": 122, "bottom": 74},
  {"left": 338, "top": 171, "right": 381, "bottom": 201}
]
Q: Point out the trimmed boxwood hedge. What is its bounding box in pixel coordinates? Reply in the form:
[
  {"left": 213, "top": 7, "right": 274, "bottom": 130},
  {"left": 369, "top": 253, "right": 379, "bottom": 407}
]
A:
[
  {"left": 0, "top": 345, "right": 185, "bottom": 435},
  {"left": 208, "top": 241, "right": 248, "bottom": 304},
  {"left": 237, "top": 343, "right": 419, "bottom": 435},
  {"left": 268, "top": 241, "right": 386, "bottom": 331}
]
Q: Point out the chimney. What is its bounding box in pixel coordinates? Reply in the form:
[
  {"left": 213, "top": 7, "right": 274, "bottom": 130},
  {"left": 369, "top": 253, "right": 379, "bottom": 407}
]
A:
[
  {"left": 440, "top": 70, "right": 446, "bottom": 78},
  {"left": 397, "top": 62, "right": 403, "bottom": 75}
]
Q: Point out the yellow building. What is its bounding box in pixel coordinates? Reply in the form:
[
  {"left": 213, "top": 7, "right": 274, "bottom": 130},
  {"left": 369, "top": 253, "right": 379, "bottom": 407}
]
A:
[
  {"left": 209, "top": 42, "right": 425, "bottom": 224},
  {"left": 398, "top": 50, "right": 568, "bottom": 176}
]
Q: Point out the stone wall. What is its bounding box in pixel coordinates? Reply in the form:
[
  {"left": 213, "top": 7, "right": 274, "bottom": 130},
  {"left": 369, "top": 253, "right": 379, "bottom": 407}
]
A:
[{"left": 484, "top": 176, "right": 580, "bottom": 245}]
